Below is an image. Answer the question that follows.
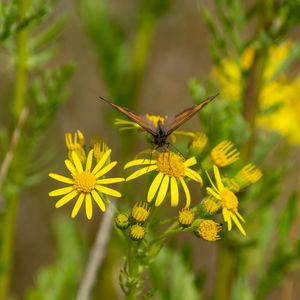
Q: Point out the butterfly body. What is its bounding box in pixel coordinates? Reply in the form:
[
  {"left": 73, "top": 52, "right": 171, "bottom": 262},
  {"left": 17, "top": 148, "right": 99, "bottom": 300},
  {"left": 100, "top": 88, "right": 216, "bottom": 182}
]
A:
[{"left": 100, "top": 94, "right": 218, "bottom": 149}]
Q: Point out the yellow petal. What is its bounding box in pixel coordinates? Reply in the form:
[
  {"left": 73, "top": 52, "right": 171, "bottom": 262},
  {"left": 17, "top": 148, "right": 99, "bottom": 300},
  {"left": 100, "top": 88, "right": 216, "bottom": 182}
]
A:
[
  {"left": 186, "top": 168, "right": 203, "bottom": 185},
  {"left": 155, "top": 175, "right": 169, "bottom": 206},
  {"left": 85, "top": 149, "right": 94, "bottom": 171},
  {"left": 95, "top": 161, "right": 117, "bottom": 178},
  {"left": 49, "top": 186, "right": 74, "bottom": 197},
  {"left": 72, "top": 151, "right": 83, "bottom": 173},
  {"left": 96, "top": 185, "right": 121, "bottom": 197},
  {"left": 205, "top": 170, "right": 219, "bottom": 193},
  {"left": 85, "top": 193, "right": 93, "bottom": 220},
  {"left": 236, "top": 211, "right": 246, "bottom": 223},
  {"left": 184, "top": 157, "right": 197, "bottom": 167},
  {"left": 55, "top": 190, "right": 78, "bottom": 208},
  {"left": 64, "top": 160, "right": 76, "bottom": 175},
  {"left": 92, "top": 190, "right": 106, "bottom": 212},
  {"left": 97, "top": 177, "right": 125, "bottom": 184},
  {"left": 206, "top": 187, "right": 221, "bottom": 200},
  {"left": 126, "top": 165, "right": 157, "bottom": 181},
  {"left": 124, "top": 159, "right": 156, "bottom": 169},
  {"left": 147, "top": 172, "right": 164, "bottom": 202},
  {"left": 92, "top": 149, "right": 112, "bottom": 175},
  {"left": 71, "top": 193, "right": 85, "bottom": 218},
  {"left": 213, "top": 165, "right": 224, "bottom": 191},
  {"left": 180, "top": 177, "right": 191, "bottom": 208},
  {"left": 170, "top": 177, "right": 179, "bottom": 207},
  {"left": 231, "top": 212, "right": 246, "bottom": 236},
  {"left": 49, "top": 173, "right": 73, "bottom": 184}
]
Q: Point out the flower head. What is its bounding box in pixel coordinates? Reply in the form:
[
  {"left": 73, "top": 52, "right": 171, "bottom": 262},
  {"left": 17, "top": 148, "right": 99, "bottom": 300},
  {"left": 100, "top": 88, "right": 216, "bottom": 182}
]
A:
[
  {"left": 131, "top": 201, "right": 150, "bottom": 223},
  {"left": 49, "top": 149, "right": 124, "bottom": 219},
  {"left": 65, "top": 130, "right": 86, "bottom": 163},
  {"left": 210, "top": 140, "right": 240, "bottom": 167},
  {"left": 115, "top": 213, "right": 130, "bottom": 229},
  {"left": 178, "top": 208, "right": 195, "bottom": 227},
  {"left": 201, "top": 196, "right": 221, "bottom": 215},
  {"left": 206, "top": 165, "right": 246, "bottom": 236},
  {"left": 195, "top": 219, "right": 222, "bottom": 242},
  {"left": 124, "top": 151, "right": 203, "bottom": 207},
  {"left": 189, "top": 132, "right": 208, "bottom": 155},
  {"left": 235, "top": 163, "right": 263, "bottom": 187},
  {"left": 90, "top": 138, "right": 109, "bottom": 162},
  {"left": 130, "top": 224, "right": 146, "bottom": 241}
]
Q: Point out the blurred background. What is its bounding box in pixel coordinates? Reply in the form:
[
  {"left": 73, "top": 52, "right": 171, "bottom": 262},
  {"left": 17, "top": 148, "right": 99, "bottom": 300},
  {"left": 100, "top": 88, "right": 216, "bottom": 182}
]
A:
[{"left": 0, "top": 0, "right": 299, "bottom": 299}]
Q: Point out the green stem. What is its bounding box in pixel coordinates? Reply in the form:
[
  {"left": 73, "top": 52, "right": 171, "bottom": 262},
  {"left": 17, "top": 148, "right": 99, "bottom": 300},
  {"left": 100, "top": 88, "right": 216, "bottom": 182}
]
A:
[
  {"left": 12, "top": 0, "right": 30, "bottom": 118},
  {"left": 0, "top": 0, "right": 30, "bottom": 297}
]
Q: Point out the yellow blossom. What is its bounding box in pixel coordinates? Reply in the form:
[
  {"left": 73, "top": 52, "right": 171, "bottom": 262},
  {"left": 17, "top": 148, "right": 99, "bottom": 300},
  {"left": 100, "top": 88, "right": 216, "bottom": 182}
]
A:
[
  {"left": 124, "top": 151, "right": 203, "bottom": 207},
  {"left": 131, "top": 202, "right": 150, "bottom": 223},
  {"left": 235, "top": 163, "right": 263, "bottom": 187},
  {"left": 178, "top": 208, "right": 195, "bottom": 227},
  {"left": 115, "top": 213, "right": 130, "bottom": 229},
  {"left": 65, "top": 130, "right": 86, "bottom": 163},
  {"left": 210, "top": 140, "right": 240, "bottom": 167},
  {"left": 195, "top": 219, "right": 222, "bottom": 242},
  {"left": 49, "top": 149, "right": 124, "bottom": 219},
  {"left": 130, "top": 224, "right": 145, "bottom": 241},
  {"left": 206, "top": 165, "right": 246, "bottom": 236}
]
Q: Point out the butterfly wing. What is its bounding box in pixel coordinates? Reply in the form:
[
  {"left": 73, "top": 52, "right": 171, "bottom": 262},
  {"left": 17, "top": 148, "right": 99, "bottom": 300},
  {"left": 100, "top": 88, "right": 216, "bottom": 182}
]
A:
[
  {"left": 99, "top": 97, "right": 157, "bottom": 136},
  {"left": 163, "top": 94, "right": 218, "bottom": 136}
]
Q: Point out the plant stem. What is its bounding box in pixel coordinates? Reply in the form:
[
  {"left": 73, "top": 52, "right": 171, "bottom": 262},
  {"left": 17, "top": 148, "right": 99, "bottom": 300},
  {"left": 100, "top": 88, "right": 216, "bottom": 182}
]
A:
[
  {"left": 0, "top": 0, "right": 30, "bottom": 297},
  {"left": 76, "top": 204, "right": 115, "bottom": 300},
  {"left": 12, "top": 0, "right": 30, "bottom": 118}
]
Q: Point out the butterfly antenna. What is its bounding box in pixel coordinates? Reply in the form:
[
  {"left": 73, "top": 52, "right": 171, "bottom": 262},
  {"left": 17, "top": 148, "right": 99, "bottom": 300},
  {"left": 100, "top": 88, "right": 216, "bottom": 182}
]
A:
[
  {"left": 98, "top": 96, "right": 113, "bottom": 104},
  {"left": 167, "top": 143, "right": 186, "bottom": 159}
]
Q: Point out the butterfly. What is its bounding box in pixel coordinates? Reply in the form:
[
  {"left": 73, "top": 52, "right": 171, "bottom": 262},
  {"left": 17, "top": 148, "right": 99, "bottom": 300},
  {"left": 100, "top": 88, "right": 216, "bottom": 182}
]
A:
[{"left": 100, "top": 94, "right": 218, "bottom": 149}]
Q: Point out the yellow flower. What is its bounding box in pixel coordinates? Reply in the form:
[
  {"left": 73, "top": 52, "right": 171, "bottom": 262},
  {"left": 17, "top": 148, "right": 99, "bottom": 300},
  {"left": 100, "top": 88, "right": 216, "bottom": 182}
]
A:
[
  {"left": 115, "top": 213, "right": 130, "bottom": 229},
  {"left": 65, "top": 130, "right": 86, "bottom": 163},
  {"left": 131, "top": 201, "right": 150, "bottom": 223},
  {"left": 201, "top": 196, "right": 221, "bottom": 215},
  {"left": 130, "top": 224, "right": 146, "bottom": 241},
  {"left": 49, "top": 149, "right": 124, "bottom": 219},
  {"left": 124, "top": 151, "right": 203, "bottom": 207},
  {"left": 235, "top": 163, "right": 263, "bottom": 187},
  {"left": 178, "top": 208, "right": 195, "bottom": 227},
  {"left": 91, "top": 139, "right": 109, "bottom": 162},
  {"left": 210, "top": 140, "right": 240, "bottom": 167},
  {"left": 212, "top": 41, "right": 300, "bottom": 145},
  {"left": 189, "top": 132, "right": 208, "bottom": 155},
  {"left": 195, "top": 219, "right": 222, "bottom": 242},
  {"left": 206, "top": 165, "right": 246, "bottom": 236}
]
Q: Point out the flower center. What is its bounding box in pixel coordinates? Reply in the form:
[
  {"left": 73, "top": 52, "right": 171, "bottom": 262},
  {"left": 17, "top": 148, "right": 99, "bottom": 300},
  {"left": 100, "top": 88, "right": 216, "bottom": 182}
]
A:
[
  {"left": 197, "top": 220, "right": 222, "bottom": 242},
  {"left": 220, "top": 188, "right": 238, "bottom": 210},
  {"left": 74, "top": 171, "right": 96, "bottom": 193},
  {"left": 156, "top": 152, "right": 185, "bottom": 178}
]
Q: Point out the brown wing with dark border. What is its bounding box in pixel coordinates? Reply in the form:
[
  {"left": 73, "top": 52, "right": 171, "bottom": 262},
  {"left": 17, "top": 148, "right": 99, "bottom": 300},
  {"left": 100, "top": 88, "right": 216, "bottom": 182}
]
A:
[
  {"left": 99, "top": 97, "right": 157, "bottom": 135},
  {"left": 163, "top": 94, "right": 218, "bottom": 136}
]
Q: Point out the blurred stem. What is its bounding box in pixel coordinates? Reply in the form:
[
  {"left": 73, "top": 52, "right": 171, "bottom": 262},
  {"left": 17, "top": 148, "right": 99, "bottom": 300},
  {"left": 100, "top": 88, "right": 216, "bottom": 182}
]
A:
[
  {"left": 0, "top": 0, "right": 30, "bottom": 297},
  {"left": 77, "top": 204, "right": 115, "bottom": 300},
  {"left": 213, "top": 246, "right": 235, "bottom": 300},
  {"left": 12, "top": 0, "right": 30, "bottom": 118}
]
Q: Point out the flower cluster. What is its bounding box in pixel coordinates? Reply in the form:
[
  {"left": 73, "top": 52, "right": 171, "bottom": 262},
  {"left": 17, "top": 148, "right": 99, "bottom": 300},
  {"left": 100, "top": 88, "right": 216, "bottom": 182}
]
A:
[
  {"left": 212, "top": 42, "right": 300, "bottom": 145},
  {"left": 49, "top": 122, "right": 262, "bottom": 241}
]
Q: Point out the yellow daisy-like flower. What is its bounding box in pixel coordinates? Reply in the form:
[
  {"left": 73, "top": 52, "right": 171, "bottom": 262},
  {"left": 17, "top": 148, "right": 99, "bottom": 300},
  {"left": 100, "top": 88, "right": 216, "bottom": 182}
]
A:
[
  {"left": 206, "top": 165, "right": 246, "bottom": 236},
  {"left": 124, "top": 151, "right": 203, "bottom": 207},
  {"left": 49, "top": 149, "right": 124, "bottom": 219}
]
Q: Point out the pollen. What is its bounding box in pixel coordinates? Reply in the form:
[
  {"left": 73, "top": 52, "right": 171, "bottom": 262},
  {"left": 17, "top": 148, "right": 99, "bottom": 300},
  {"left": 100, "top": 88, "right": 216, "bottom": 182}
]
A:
[
  {"left": 131, "top": 202, "right": 150, "bottom": 223},
  {"left": 210, "top": 140, "right": 240, "bottom": 167},
  {"left": 178, "top": 208, "right": 195, "bottom": 227},
  {"left": 196, "top": 219, "right": 222, "bottom": 242},
  {"left": 74, "top": 171, "right": 96, "bottom": 193},
  {"left": 156, "top": 152, "right": 185, "bottom": 178},
  {"left": 146, "top": 114, "right": 166, "bottom": 127},
  {"left": 220, "top": 188, "right": 238, "bottom": 210}
]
